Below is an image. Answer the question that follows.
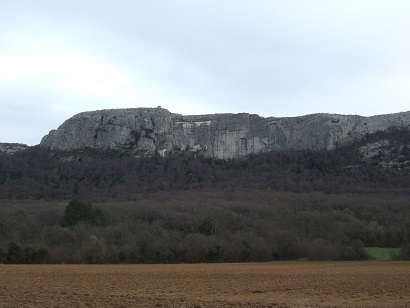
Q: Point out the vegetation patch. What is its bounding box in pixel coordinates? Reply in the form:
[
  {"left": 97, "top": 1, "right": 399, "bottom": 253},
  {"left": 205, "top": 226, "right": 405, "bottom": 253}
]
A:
[{"left": 365, "top": 247, "right": 401, "bottom": 260}]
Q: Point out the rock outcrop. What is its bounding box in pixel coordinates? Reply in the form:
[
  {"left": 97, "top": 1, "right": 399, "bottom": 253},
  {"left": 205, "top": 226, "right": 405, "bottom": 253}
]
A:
[
  {"left": 40, "top": 108, "right": 410, "bottom": 159},
  {"left": 0, "top": 143, "right": 29, "bottom": 155}
]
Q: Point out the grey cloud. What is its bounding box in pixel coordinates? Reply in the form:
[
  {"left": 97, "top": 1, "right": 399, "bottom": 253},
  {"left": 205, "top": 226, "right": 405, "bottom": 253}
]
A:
[{"left": 1, "top": 1, "right": 410, "bottom": 144}]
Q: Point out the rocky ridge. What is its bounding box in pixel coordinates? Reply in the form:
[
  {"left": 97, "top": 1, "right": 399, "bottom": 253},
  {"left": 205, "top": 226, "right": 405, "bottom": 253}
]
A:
[
  {"left": 40, "top": 108, "right": 410, "bottom": 159},
  {"left": 0, "top": 143, "right": 29, "bottom": 155}
]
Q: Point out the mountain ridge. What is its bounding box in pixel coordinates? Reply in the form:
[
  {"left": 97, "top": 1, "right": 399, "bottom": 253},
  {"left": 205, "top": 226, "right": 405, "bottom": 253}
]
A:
[{"left": 40, "top": 108, "right": 410, "bottom": 159}]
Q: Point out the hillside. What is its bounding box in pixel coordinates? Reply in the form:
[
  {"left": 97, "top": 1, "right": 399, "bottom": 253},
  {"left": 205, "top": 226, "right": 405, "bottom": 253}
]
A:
[
  {"left": 1, "top": 126, "right": 410, "bottom": 263},
  {"left": 1, "top": 126, "right": 410, "bottom": 200}
]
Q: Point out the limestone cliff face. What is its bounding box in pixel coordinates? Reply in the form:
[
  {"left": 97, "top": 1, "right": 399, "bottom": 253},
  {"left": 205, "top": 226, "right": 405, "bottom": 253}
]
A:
[{"left": 40, "top": 108, "right": 410, "bottom": 159}]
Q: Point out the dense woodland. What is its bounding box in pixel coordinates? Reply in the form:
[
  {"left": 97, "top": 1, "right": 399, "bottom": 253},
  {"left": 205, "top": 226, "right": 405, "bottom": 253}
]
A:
[
  {"left": 0, "top": 127, "right": 410, "bottom": 263},
  {"left": 1, "top": 127, "right": 410, "bottom": 200},
  {"left": 1, "top": 191, "right": 409, "bottom": 263}
]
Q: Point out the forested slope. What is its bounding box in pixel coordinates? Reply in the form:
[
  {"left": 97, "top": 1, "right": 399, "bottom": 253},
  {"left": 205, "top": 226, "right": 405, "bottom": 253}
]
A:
[
  {"left": 1, "top": 127, "right": 410, "bottom": 200},
  {"left": 1, "top": 127, "right": 410, "bottom": 263}
]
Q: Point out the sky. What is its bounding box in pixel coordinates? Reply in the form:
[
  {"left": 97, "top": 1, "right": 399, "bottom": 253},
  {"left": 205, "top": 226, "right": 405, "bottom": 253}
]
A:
[{"left": 1, "top": 1, "right": 410, "bottom": 145}]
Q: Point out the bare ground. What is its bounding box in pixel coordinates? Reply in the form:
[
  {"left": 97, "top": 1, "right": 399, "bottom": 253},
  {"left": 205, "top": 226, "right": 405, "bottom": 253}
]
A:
[{"left": 0, "top": 261, "right": 409, "bottom": 307}]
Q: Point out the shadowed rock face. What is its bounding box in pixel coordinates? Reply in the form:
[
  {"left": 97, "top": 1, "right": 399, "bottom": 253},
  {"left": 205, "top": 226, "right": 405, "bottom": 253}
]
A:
[{"left": 40, "top": 107, "right": 410, "bottom": 159}]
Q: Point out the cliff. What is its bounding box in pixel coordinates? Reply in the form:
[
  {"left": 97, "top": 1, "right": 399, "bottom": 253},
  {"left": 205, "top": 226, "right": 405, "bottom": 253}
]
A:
[{"left": 40, "top": 108, "right": 410, "bottom": 159}]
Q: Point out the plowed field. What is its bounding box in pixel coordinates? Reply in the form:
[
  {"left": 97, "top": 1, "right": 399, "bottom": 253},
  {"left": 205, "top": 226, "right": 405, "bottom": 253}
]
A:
[{"left": 1, "top": 262, "right": 409, "bottom": 307}]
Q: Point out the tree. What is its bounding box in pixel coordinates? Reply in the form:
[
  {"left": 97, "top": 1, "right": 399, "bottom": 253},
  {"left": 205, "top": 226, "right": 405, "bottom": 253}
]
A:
[
  {"left": 61, "top": 199, "right": 108, "bottom": 227},
  {"left": 399, "top": 243, "right": 410, "bottom": 260},
  {"left": 0, "top": 247, "right": 5, "bottom": 263},
  {"left": 6, "top": 242, "right": 22, "bottom": 263}
]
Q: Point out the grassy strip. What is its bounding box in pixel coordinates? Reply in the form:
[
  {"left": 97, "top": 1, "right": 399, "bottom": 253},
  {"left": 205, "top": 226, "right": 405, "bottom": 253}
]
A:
[{"left": 365, "top": 247, "right": 401, "bottom": 260}]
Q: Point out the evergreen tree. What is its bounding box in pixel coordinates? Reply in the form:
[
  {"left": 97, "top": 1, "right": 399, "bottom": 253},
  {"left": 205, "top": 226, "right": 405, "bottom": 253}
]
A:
[{"left": 61, "top": 199, "right": 108, "bottom": 227}]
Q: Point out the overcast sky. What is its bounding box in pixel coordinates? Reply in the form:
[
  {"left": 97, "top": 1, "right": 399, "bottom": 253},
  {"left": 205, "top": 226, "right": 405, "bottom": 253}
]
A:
[{"left": 1, "top": 1, "right": 410, "bottom": 145}]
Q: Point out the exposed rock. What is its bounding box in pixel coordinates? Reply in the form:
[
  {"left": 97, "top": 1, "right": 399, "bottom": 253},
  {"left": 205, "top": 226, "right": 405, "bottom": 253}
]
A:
[
  {"left": 360, "top": 140, "right": 391, "bottom": 160},
  {"left": 40, "top": 108, "right": 410, "bottom": 159},
  {"left": 360, "top": 138, "right": 410, "bottom": 170},
  {"left": 0, "top": 143, "right": 29, "bottom": 155}
]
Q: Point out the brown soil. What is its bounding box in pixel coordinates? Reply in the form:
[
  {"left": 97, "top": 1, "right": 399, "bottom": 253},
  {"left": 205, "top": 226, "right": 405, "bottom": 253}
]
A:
[{"left": 0, "top": 261, "right": 409, "bottom": 307}]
